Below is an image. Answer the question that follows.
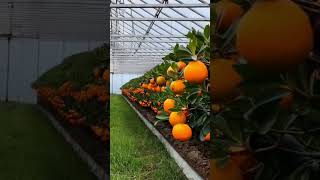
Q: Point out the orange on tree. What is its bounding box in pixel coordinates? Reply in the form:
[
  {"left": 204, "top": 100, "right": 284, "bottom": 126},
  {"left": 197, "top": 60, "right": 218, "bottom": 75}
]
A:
[
  {"left": 172, "top": 123, "right": 192, "bottom": 141},
  {"left": 184, "top": 60, "right": 208, "bottom": 84},
  {"left": 279, "top": 93, "right": 294, "bottom": 110},
  {"left": 161, "top": 86, "right": 166, "bottom": 92},
  {"left": 177, "top": 61, "right": 187, "bottom": 71},
  {"left": 156, "top": 76, "right": 166, "bottom": 85},
  {"left": 167, "top": 66, "right": 177, "bottom": 77},
  {"left": 155, "top": 86, "right": 161, "bottom": 92},
  {"left": 170, "top": 80, "right": 186, "bottom": 94},
  {"left": 212, "top": 103, "right": 222, "bottom": 113},
  {"left": 215, "top": 0, "right": 244, "bottom": 32},
  {"left": 236, "top": 0, "right": 313, "bottom": 70},
  {"left": 166, "top": 80, "right": 171, "bottom": 87},
  {"left": 93, "top": 67, "right": 101, "bottom": 78},
  {"left": 209, "top": 158, "right": 243, "bottom": 180},
  {"left": 102, "top": 69, "right": 109, "bottom": 81},
  {"left": 163, "top": 98, "right": 175, "bottom": 114},
  {"left": 150, "top": 78, "right": 155, "bottom": 84},
  {"left": 182, "top": 108, "right": 190, "bottom": 117},
  {"left": 169, "top": 111, "right": 186, "bottom": 126},
  {"left": 204, "top": 132, "right": 210, "bottom": 141},
  {"left": 211, "top": 59, "right": 241, "bottom": 100}
]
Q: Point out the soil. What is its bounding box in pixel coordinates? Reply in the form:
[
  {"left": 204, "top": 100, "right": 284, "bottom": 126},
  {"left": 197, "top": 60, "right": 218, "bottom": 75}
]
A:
[
  {"left": 124, "top": 96, "right": 210, "bottom": 179},
  {"left": 37, "top": 98, "right": 110, "bottom": 176}
]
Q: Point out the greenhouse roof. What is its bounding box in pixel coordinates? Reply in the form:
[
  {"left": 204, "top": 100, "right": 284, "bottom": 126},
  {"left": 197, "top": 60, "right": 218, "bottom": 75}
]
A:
[
  {"left": 110, "top": 0, "right": 210, "bottom": 74},
  {"left": 0, "top": 0, "right": 106, "bottom": 41}
]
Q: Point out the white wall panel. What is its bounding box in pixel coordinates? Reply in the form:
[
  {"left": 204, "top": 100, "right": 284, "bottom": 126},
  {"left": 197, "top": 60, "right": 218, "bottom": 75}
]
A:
[
  {"left": 0, "top": 40, "right": 8, "bottom": 101},
  {"left": 0, "top": 39, "right": 103, "bottom": 104},
  {"left": 111, "top": 73, "right": 142, "bottom": 94},
  {"left": 9, "top": 39, "right": 38, "bottom": 103}
]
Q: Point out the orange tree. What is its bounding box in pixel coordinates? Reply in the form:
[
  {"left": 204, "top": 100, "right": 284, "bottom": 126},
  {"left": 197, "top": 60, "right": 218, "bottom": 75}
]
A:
[
  {"left": 32, "top": 45, "right": 109, "bottom": 143},
  {"left": 121, "top": 25, "right": 211, "bottom": 142},
  {"left": 211, "top": 0, "right": 320, "bottom": 179}
]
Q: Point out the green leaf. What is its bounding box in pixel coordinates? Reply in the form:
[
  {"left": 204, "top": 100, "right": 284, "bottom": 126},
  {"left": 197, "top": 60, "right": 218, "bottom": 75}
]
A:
[
  {"left": 156, "top": 115, "right": 169, "bottom": 120},
  {"left": 244, "top": 92, "right": 290, "bottom": 134},
  {"left": 212, "top": 115, "right": 243, "bottom": 144}
]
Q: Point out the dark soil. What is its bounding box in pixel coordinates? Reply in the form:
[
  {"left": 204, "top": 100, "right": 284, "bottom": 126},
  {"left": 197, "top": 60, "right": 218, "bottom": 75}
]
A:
[
  {"left": 124, "top": 96, "right": 210, "bottom": 179},
  {"left": 38, "top": 98, "right": 110, "bottom": 176}
]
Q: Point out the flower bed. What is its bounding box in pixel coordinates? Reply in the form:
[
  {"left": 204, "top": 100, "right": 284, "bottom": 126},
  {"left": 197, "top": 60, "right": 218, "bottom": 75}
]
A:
[{"left": 32, "top": 45, "right": 109, "bottom": 173}]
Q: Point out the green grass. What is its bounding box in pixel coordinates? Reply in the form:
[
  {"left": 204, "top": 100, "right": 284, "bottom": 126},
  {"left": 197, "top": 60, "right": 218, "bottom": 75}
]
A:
[
  {"left": 0, "top": 102, "right": 97, "bottom": 180},
  {"left": 110, "top": 95, "right": 186, "bottom": 180}
]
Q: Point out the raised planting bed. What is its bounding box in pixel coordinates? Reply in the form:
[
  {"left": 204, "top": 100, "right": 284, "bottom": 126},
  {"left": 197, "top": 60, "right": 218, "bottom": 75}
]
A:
[
  {"left": 122, "top": 95, "right": 210, "bottom": 179},
  {"left": 38, "top": 98, "right": 109, "bottom": 179}
]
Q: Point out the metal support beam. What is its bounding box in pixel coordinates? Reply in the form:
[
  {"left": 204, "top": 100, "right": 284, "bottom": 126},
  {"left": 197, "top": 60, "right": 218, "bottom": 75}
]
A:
[
  {"left": 110, "top": 3, "right": 209, "bottom": 8},
  {"left": 111, "top": 34, "right": 186, "bottom": 38},
  {"left": 110, "top": 17, "right": 210, "bottom": 21},
  {"left": 111, "top": 39, "right": 188, "bottom": 43}
]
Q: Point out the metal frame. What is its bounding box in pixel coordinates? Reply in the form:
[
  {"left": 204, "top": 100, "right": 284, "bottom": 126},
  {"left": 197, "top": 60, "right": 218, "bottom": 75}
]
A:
[{"left": 110, "top": 0, "right": 210, "bottom": 74}]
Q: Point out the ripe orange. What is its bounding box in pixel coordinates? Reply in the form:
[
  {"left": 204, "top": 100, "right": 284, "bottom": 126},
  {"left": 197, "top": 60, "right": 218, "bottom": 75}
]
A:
[
  {"left": 279, "top": 93, "right": 294, "bottom": 110},
  {"left": 211, "top": 59, "right": 241, "bottom": 100},
  {"left": 102, "top": 69, "right": 109, "bottom": 81},
  {"left": 167, "top": 66, "right": 177, "bottom": 77},
  {"left": 93, "top": 67, "right": 101, "bottom": 78},
  {"left": 169, "top": 112, "right": 186, "bottom": 126},
  {"left": 204, "top": 132, "right": 210, "bottom": 141},
  {"left": 161, "top": 86, "right": 166, "bottom": 92},
  {"left": 172, "top": 124, "right": 192, "bottom": 141},
  {"left": 170, "top": 80, "right": 186, "bottom": 94},
  {"left": 177, "top": 61, "right": 187, "bottom": 71},
  {"left": 236, "top": 0, "right": 313, "bottom": 71},
  {"left": 182, "top": 108, "right": 190, "bottom": 117},
  {"left": 156, "top": 76, "right": 166, "bottom": 85},
  {"left": 163, "top": 98, "right": 175, "bottom": 114},
  {"left": 209, "top": 158, "right": 243, "bottom": 180},
  {"left": 155, "top": 86, "right": 161, "bottom": 92},
  {"left": 212, "top": 104, "right": 221, "bottom": 113},
  {"left": 166, "top": 80, "right": 171, "bottom": 87},
  {"left": 215, "top": 0, "right": 243, "bottom": 32},
  {"left": 147, "top": 83, "right": 153, "bottom": 90},
  {"left": 150, "top": 78, "right": 155, "bottom": 84},
  {"left": 184, "top": 60, "right": 208, "bottom": 84}
]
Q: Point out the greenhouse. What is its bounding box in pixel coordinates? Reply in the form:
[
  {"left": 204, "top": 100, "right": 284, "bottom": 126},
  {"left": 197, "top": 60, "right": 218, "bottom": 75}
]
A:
[
  {"left": 110, "top": 0, "right": 210, "bottom": 179},
  {"left": 0, "top": 1, "right": 108, "bottom": 180}
]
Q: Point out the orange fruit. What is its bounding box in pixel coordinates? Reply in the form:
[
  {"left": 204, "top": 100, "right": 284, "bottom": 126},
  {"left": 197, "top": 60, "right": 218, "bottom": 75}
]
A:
[
  {"left": 161, "top": 86, "right": 166, "bottom": 92},
  {"left": 150, "top": 78, "right": 155, "bottom": 84},
  {"left": 163, "top": 98, "right": 175, "bottom": 114},
  {"left": 93, "top": 67, "right": 101, "bottom": 78},
  {"left": 211, "top": 59, "right": 241, "bottom": 100},
  {"left": 279, "top": 93, "right": 294, "bottom": 110},
  {"left": 184, "top": 60, "right": 208, "bottom": 84},
  {"left": 169, "top": 112, "right": 186, "bottom": 126},
  {"left": 156, "top": 76, "right": 166, "bottom": 85},
  {"left": 166, "top": 80, "right": 171, "bottom": 87},
  {"left": 167, "top": 66, "right": 177, "bottom": 77},
  {"left": 172, "top": 124, "right": 192, "bottom": 141},
  {"left": 209, "top": 158, "right": 243, "bottom": 180},
  {"left": 182, "top": 108, "right": 190, "bottom": 118},
  {"left": 102, "top": 69, "right": 109, "bottom": 81},
  {"left": 177, "top": 61, "right": 187, "bottom": 71},
  {"left": 204, "top": 132, "right": 210, "bottom": 141},
  {"left": 236, "top": 0, "right": 313, "bottom": 71},
  {"left": 212, "top": 104, "right": 221, "bottom": 113},
  {"left": 147, "top": 83, "right": 153, "bottom": 90},
  {"left": 215, "top": 0, "right": 243, "bottom": 32},
  {"left": 155, "top": 86, "right": 161, "bottom": 92},
  {"left": 170, "top": 80, "right": 186, "bottom": 94}
]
